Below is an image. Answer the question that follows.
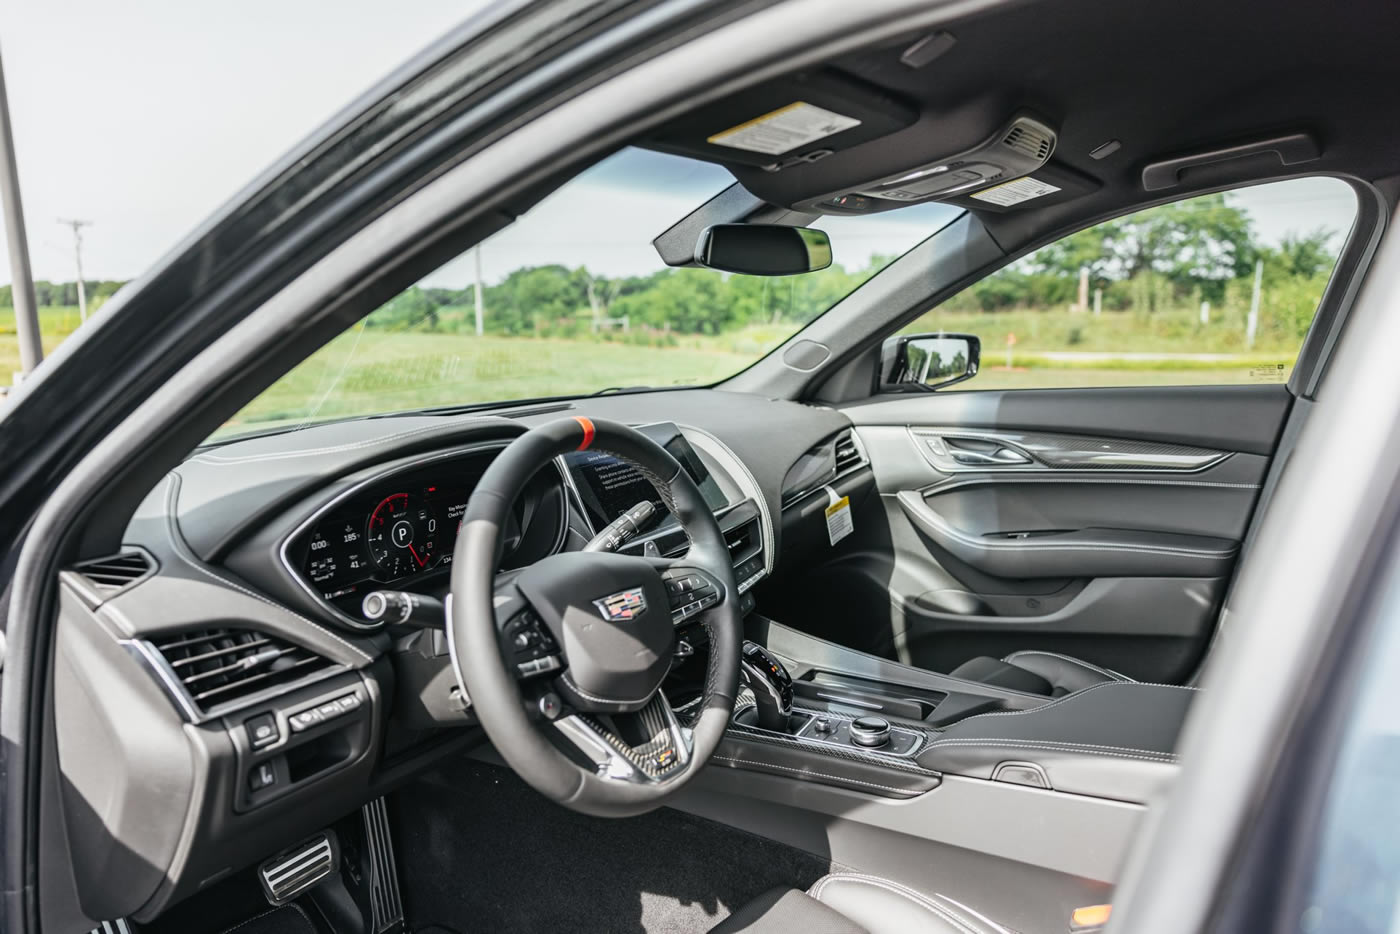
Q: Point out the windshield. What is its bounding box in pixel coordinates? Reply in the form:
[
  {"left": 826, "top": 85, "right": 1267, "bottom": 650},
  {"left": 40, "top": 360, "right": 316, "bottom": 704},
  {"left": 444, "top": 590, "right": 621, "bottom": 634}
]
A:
[{"left": 215, "top": 148, "right": 960, "bottom": 439}]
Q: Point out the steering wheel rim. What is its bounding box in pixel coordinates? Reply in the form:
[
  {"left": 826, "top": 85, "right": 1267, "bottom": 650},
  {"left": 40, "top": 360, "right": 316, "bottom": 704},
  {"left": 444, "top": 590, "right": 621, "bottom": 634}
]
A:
[{"left": 449, "top": 416, "right": 742, "bottom": 816}]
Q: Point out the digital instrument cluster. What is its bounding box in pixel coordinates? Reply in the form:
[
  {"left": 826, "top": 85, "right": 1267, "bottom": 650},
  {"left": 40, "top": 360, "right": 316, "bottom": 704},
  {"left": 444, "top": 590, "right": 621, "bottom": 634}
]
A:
[{"left": 287, "top": 449, "right": 563, "bottom": 624}]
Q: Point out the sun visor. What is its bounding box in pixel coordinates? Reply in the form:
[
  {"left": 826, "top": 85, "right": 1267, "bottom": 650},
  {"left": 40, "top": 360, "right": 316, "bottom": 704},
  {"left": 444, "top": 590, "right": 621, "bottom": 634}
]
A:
[{"left": 647, "top": 69, "right": 919, "bottom": 170}]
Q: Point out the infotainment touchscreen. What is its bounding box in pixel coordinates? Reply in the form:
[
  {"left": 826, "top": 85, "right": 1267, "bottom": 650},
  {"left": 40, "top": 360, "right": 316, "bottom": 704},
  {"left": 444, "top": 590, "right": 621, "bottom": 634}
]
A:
[{"left": 563, "top": 423, "right": 729, "bottom": 531}]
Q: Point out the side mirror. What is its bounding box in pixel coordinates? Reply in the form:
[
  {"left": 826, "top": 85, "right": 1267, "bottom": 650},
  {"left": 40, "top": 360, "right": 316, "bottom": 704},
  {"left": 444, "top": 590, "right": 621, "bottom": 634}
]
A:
[
  {"left": 881, "top": 333, "right": 980, "bottom": 391},
  {"left": 694, "top": 225, "right": 832, "bottom": 276}
]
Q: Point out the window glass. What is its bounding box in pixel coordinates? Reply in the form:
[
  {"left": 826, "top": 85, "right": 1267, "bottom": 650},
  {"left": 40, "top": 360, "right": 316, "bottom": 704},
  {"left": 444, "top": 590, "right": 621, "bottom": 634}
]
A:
[
  {"left": 1297, "top": 558, "right": 1400, "bottom": 933},
  {"left": 216, "top": 148, "right": 960, "bottom": 439},
  {"left": 901, "top": 178, "right": 1356, "bottom": 390}
]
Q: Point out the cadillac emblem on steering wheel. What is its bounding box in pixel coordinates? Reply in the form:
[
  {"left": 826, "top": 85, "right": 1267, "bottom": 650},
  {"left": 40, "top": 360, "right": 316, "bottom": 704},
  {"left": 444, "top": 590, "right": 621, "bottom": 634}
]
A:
[{"left": 594, "top": 587, "right": 647, "bottom": 621}]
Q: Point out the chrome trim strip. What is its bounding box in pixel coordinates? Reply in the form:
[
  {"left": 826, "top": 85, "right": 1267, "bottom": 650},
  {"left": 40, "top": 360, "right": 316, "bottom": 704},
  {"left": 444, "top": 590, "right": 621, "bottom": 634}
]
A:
[
  {"left": 907, "top": 426, "right": 1231, "bottom": 474},
  {"left": 684, "top": 425, "right": 776, "bottom": 575},
  {"left": 121, "top": 639, "right": 203, "bottom": 722},
  {"left": 121, "top": 637, "right": 351, "bottom": 725},
  {"left": 442, "top": 593, "right": 471, "bottom": 710},
  {"left": 277, "top": 440, "right": 568, "bottom": 632},
  {"left": 732, "top": 698, "right": 928, "bottom": 760}
]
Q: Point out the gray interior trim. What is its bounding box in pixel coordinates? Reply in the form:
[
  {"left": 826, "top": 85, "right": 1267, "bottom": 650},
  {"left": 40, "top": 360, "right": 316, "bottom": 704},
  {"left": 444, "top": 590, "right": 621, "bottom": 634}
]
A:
[
  {"left": 843, "top": 385, "right": 1292, "bottom": 457},
  {"left": 896, "top": 489, "right": 1238, "bottom": 579},
  {"left": 1292, "top": 180, "right": 1389, "bottom": 399},
  {"left": 687, "top": 765, "right": 1143, "bottom": 884},
  {"left": 908, "top": 427, "right": 1229, "bottom": 473},
  {"left": 1106, "top": 167, "right": 1400, "bottom": 934}
]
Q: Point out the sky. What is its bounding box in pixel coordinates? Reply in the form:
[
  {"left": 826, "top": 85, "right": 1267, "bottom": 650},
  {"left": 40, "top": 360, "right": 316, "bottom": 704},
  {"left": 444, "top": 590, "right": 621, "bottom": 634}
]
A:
[
  {"left": 0, "top": 1, "right": 1361, "bottom": 289},
  {"left": 1, "top": 0, "right": 488, "bottom": 283}
]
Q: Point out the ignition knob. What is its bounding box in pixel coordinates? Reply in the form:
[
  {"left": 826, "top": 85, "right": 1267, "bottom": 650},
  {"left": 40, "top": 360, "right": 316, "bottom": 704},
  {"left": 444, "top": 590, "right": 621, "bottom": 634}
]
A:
[{"left": 849, "top": 716, "right": 892, "bottom": 748}]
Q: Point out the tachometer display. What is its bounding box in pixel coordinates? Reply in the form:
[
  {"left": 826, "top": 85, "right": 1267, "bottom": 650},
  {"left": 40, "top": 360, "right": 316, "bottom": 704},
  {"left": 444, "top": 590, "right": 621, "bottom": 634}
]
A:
[{"left": 365, "top": 493, "right": 440, "bottom": 580}]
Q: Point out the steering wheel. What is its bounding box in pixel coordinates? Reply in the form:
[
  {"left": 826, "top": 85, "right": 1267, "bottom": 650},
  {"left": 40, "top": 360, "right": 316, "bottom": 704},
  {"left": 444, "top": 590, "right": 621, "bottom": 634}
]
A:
[{"left": 449, "top": 417, "right": 742, "bottom": 816}]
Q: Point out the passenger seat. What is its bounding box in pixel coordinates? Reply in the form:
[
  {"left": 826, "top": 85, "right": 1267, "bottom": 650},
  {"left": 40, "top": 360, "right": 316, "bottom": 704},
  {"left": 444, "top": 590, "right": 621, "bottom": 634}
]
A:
[
  {"left": 711, "top": 872, "right": 1015, "bottom": 933},
  {"left": 949, "top": 649, "right": 1133, "bottom": 697}
]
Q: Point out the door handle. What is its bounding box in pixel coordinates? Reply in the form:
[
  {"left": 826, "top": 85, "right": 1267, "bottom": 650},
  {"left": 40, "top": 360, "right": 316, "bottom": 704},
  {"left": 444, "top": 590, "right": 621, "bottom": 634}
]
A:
[{"left": 946, "top": 442, "right": 1032, "bottom": 466}]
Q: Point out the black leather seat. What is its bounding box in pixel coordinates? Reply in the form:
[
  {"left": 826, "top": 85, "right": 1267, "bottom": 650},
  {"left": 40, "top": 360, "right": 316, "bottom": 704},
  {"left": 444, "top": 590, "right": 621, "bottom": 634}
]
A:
[
  {"left": 949, "top": 649, "right": 1133, "bottom": 697},
  {"left": 710, "top": 873, "right": 1013, "bottom": 934}
]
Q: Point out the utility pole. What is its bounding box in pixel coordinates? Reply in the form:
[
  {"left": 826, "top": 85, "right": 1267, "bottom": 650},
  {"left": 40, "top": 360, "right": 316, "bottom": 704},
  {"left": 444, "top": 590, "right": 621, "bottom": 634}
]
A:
[
  {"left": 472, "top": 245, "right": 484, "bottom": 337},
  {"left": 1246, "top": 258, "right": 1263, "bottom": 349},
  {"left": 59, "top": 218, "right": 92, "bottom": 322},
  {"left": 0, "top": 45, "right": 42, "bottom": 376}
]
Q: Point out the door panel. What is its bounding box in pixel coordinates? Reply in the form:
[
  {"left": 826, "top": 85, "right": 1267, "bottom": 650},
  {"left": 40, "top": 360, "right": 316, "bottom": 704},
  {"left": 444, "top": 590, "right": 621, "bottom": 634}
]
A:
[{"left": 775, "top": 386, "right": 1290, "bottom": 683}]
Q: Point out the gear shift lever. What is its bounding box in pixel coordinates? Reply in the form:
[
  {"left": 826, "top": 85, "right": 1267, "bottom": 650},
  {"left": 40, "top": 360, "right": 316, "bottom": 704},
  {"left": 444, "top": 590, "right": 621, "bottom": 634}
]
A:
[{"left": 740, "top": 641, "right": 793, "bottom": 732}]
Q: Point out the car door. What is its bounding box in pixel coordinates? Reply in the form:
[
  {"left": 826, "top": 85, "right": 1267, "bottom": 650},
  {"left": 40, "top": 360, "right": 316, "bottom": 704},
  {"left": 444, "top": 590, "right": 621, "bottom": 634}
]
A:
[{"left": 765, "top": 177, "right": 1361, "bottom": 683}]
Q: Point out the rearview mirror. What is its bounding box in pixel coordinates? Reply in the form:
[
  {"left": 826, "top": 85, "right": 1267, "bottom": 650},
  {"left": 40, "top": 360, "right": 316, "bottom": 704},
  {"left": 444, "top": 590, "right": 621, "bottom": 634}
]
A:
[
  {"left": 881, "top": 333, "right": 980, "bottom": 391},
  {"left": 694, "top": 225, "right": 832, "bottom": 276}
]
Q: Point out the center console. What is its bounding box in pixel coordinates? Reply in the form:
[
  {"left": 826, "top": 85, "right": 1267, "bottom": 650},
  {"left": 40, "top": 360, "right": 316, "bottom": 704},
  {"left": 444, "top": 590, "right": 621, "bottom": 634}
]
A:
[{"left": 713, "top": 617, "right": 1193, "bottom": 805}]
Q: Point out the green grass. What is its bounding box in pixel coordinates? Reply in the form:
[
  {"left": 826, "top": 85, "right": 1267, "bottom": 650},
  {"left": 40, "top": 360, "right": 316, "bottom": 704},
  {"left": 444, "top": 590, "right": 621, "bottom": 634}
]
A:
[
  {"left": 0, "top": 306, "right": 85, "bottom": 374},
  {"left": 2, "top": 306, "right": 1298, "bottom": 434},
  {"left": 907, "top": 306, "right": 1306, "bottom": 356},
  {"left": 217, "top": 328, "right": 768, "bottom": 435}
]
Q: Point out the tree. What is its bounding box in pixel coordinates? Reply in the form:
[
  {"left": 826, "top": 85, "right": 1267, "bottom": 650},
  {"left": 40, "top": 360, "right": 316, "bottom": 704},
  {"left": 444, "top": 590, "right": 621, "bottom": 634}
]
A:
[
  {"left": 1272, "top": 229, "right": 1336, "bottom": 279},
  {"left": 1031, "top": 194, "right": 1258, "bottom": 304}
]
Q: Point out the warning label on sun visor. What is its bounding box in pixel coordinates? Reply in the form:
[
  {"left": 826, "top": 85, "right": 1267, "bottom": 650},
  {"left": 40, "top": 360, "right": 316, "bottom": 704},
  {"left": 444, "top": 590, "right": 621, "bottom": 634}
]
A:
[
  {"left": 707, "top": 102, "right": 861, "bottom": 156},
  {"left": 970, "top": 176, "right": 1061, "bottom": 206}
]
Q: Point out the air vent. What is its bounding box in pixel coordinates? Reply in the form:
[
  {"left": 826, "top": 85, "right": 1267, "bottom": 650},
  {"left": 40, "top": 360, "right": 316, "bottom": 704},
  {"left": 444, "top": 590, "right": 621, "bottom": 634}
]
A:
[
  {"left": 833, "top": 431, "right": 866, "bottom": 474},
  {"left": 1003, "top": 123, "right": 1053, "bottom": 161},
  {"left": 151, "top": 628, "right": 338, "bottom": 714},
  {"left": 73, "top": 551, "right": 153, "bottom": 592}
]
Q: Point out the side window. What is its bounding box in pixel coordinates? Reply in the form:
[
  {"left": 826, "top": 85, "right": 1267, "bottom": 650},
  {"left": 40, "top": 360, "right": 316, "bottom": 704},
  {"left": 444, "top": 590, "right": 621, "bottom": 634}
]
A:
[
  {"left": 1295, "top": 561, "right": 1400, "bottom": 933},
  {"left": 903, "top": 178, "right": 1356, "bottom": 390}
]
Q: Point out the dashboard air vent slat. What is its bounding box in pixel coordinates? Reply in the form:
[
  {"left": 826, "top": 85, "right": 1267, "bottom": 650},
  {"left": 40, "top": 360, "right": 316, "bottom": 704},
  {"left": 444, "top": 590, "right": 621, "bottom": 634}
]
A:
[
  {"left": 833, "top": 431, "right": 866, "bottom": 474},
  {"left": 73, "top": 551, "right": 153, "bottom": 591},
  {"left": 151, "top": 628, "right": 339, "bottom": 714}
]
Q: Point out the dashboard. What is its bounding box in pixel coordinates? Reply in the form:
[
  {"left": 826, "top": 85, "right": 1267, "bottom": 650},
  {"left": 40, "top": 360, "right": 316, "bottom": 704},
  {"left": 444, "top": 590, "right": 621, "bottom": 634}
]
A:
[
  {"left": 54, "top": 389, "right": 870, "bottom": 923},
  {"left": 284, "top": 446, "right": 566, "bottom": 627}
]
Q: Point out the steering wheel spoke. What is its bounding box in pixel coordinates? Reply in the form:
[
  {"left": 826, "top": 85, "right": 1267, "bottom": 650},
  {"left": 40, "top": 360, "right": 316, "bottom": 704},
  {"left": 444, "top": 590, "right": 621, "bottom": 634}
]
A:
[
  {"left": 450, "top": 415, "right": 741, "bottom": 815},
  {"left": 552, "top": 691, "right": 695, "bottom": 783},
  {"left": 493, "top": 575, "right": 568, "bottom": 680},
  {"left": 658, "top": 563, "right": 726, "bottom": 626}
]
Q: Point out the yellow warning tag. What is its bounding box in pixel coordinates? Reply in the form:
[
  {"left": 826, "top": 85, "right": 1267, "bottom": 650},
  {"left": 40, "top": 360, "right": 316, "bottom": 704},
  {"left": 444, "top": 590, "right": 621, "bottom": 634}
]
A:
[
  {"left": 708, "top": 102, "right": 861, "bottom": 156},
  {"left": 825, "top": 494, "right": 854, "bottom": 545}
]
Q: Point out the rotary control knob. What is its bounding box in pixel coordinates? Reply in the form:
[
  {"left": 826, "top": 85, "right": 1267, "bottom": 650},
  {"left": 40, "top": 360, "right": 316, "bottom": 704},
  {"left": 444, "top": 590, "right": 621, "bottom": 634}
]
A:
[{"left": 849, "top": 716, "right": 892, "bottom": 748}]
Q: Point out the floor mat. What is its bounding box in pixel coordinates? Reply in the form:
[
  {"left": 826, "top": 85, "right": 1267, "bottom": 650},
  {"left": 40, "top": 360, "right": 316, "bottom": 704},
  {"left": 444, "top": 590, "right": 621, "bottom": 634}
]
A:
[
  {"left": 216, "top": 904, "right": 315, "bottom": 934},
  {"left": 391, "top": 759, "right": 834, "bottom": 934}
]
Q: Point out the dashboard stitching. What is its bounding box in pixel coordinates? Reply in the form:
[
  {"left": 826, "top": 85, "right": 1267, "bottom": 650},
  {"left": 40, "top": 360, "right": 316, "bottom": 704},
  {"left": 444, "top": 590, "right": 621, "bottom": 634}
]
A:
[
  {"left": 1003, "top": 649, "right": 1133, "bottom": 682},
  {"left": 163, "top": 473, "right": 374, "bottom": 665}
]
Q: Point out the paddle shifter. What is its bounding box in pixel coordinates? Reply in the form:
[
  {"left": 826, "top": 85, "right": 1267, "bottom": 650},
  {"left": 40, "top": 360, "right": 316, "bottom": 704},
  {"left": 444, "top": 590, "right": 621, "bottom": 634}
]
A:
[{"left": 740, "top": 641, "right": 793, "bottom": 731}]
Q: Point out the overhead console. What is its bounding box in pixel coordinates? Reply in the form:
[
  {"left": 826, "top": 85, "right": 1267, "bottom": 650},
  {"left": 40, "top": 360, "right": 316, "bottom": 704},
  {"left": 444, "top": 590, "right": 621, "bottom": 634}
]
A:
[
  {"left": 798, "top": 113, "right": 1057, "bottom": 215},
  {"left": 644, "top": 62, "right": 1060, "bottom": 215}
]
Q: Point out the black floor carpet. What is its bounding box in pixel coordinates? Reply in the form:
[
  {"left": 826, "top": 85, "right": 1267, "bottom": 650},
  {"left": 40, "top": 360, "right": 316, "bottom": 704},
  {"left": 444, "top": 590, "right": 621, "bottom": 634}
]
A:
[
  {"left": 216, "top": 905, "right": 316, "bottom": 934},
  {"left": 390, "top": 759, "right": 834, "bottom": 934}
]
